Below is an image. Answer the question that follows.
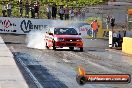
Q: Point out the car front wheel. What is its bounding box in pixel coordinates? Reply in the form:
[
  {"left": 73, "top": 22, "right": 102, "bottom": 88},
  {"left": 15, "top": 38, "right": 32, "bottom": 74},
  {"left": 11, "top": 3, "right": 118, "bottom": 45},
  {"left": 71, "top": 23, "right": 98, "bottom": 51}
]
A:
[
  {"left": 80, "top": 47, "right": 83, "bottom": 52},
  {"left": 69, "top": 47, "right": 74, "bottom": 50},
  {"left": 53, "top": 41, "right": 56, "bottom": 50}
]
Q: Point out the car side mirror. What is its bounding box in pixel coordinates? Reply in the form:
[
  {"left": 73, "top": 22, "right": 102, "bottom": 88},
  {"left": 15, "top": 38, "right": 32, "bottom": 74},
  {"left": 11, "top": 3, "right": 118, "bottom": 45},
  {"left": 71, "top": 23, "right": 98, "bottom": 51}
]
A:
[
  {"left": 79, "top": 33, "right": 81, "bottom": 35},
  {"left": 49, "top": 33, "right": 53, "bottom": 35}
]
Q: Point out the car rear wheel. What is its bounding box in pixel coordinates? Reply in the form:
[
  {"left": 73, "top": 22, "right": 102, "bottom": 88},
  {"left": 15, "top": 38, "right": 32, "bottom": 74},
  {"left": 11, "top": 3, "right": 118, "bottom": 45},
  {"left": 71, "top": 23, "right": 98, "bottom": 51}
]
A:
[
  {"left": 46, "top": 43, "right": 49, "bottom": 49},
  {"left": 69, "top": 47, "right": 74, "bottom": 50},
  {"left": 53, "top": 41, "right": 56, "bottom": 50},
  {"left": 80, "top": 47, "right": 83, "bottom": 52}
]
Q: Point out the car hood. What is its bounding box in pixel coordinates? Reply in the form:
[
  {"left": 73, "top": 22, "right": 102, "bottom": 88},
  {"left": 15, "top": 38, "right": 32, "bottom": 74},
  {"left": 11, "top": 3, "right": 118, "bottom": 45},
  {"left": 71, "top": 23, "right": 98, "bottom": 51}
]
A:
[{"left": 54, "top": 35, "right": 81, "bottom": 39}]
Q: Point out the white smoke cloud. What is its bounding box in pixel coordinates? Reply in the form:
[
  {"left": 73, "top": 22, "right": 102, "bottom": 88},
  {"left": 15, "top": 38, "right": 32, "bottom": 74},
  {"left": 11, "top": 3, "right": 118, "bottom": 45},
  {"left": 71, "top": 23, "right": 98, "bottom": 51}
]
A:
[{"left": 26, "top": 30, "right": 46, "bottom": 49}]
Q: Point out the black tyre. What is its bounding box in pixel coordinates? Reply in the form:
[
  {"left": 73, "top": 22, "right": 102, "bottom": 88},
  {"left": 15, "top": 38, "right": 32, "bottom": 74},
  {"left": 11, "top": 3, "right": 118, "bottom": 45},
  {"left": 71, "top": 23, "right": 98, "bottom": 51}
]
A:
[
  {"left": 46, "top": 43, "right": 49, "bottom": 49},
  {"left": 76, "top": 75, "right": 86, "bottom": 85},
  {"left": 80, "top": 47, "right": 83, "bottom": 52},
  {"left": 69, "top": 47, "right": 74, "bottom": 50},
  {"left": 53, "top": 41, "right": 56, "bottom": 50}
]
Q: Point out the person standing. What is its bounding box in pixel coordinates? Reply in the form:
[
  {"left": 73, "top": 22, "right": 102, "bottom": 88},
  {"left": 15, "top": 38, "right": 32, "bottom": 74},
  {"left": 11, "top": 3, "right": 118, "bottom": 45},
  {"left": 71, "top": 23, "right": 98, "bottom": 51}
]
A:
[
  {"left": 106, "top": 15, "right": 110, "bottom": 29},
  {"left": 59, "top": 6, "right": 64, "bottom": 20},
  {"left": 117, "top": 31, "right": 122, "bottom": 47},
  {"left": 64, "top": 6, "right": 69, "bottom": 20},
  {"left": 69, "top": 7, "right": 74, "bottom": 20},
  {"left": 77, "top": 8, "right": 81, "bottom": 20},
  {"left": 30, "top": 2, "right": 35, "bottom": 18},
  {"left": 34, "top": 1, "right": 40, "bottom": 18},
  {"left": 112, "top": 31, "right": 118, "bottom": 47},
  {"left": 25, "top": 0, "right": 30, "bottom": 18},
  {"left": 2, "top": 1, "right": 7, "bottom": 17},
  {"left": 19, "top": 0, "right": 23, "bottom": 17},
  {"left": 81, "top": 9, "right": 85, "bottom": 20},
  {"left": 110, "top": 17, "right": 115, "bottom": 32},
  {"left": 52, "top": 3, "right": 57, "bottom": 19},
  {"left": 91, "top": 20, "right": 99, "bottom": 40},
  {"left": 7, "top": 1, "right": 12, "bottom": 17},
  {"left": 46, "top": 4, "right": 52, "bottom": 19}
]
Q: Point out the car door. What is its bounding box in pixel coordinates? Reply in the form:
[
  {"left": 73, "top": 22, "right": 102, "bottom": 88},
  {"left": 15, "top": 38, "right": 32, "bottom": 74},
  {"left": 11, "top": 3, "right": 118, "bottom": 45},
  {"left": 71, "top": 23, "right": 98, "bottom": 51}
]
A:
[{"left": 46, "top": 28, "right": 54, "bottom": 47}]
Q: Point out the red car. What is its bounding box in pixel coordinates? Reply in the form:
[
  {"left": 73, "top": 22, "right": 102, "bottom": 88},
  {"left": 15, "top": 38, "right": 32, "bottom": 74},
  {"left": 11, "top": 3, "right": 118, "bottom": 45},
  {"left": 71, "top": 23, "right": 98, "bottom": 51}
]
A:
[{"left": 45, "top": 27, "right": 83, "bottom": 51}]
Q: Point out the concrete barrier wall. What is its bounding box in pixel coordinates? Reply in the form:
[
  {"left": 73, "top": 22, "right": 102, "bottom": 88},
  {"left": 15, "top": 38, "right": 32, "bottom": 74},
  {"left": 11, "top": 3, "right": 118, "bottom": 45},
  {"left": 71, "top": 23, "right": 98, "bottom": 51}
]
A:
[
  {"left": 0, "top": 36, "right": 28, "bottom": 88},
  {"left": 122, "top": 37, "right": 132, "bottom": 54}
]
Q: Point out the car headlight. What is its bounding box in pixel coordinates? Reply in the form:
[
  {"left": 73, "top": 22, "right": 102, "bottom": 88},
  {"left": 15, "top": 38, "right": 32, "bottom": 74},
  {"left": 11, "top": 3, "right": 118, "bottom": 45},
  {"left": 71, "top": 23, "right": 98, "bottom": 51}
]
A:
[
  {"left": 54, "top": 37, "right": 64, "bottom": 41},
  {"left": 77, "top": 38, "right": 82, "bottom": 41}
]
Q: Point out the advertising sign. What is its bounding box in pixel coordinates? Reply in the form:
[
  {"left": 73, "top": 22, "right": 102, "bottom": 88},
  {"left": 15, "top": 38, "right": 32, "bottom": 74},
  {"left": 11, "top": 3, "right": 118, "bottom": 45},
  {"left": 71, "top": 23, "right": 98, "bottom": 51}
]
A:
[
  {"left": 68, "top": 22, "right": 91, "bottom": 38},
  {"left": 0, "top": 17, "right": 109, "bottom": 39},
  {"left": 0, "top": 17, "right": 64, "bottom": 34}
]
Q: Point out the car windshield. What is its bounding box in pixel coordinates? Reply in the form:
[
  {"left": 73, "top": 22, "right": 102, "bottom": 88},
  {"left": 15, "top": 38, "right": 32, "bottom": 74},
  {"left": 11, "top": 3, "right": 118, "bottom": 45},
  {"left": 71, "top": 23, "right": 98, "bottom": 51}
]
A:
[{"left": 54, "top": 28, "right": 78, "bottom": 35}]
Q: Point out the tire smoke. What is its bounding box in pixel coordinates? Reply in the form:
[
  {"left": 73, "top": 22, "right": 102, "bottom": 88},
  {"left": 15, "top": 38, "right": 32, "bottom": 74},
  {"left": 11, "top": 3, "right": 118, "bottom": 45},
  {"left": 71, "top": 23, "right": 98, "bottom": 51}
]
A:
[{"left": 26, "top": 30, "right": 46, "bottom": 49}]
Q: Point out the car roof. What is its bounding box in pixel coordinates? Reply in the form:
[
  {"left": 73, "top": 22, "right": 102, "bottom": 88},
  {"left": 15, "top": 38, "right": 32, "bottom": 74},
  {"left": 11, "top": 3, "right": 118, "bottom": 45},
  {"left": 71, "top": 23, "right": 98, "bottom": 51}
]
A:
[{"left": 49, "top": 27, "right": 74, "bottom": 30}]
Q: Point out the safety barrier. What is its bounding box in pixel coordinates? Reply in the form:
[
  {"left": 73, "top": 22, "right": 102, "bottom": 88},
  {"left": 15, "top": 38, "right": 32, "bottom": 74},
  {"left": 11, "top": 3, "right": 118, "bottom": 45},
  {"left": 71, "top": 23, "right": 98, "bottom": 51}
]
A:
[
  {"left": 0, "top": 17, "right": 108, "bottom": 39},
  {"left": 0, "top": 17, "right": 51, "bottom": 34},
  {"left": 122, "top": 37, "right": 132, "bottom": 54},
  {"left": 0, "top": 17, "right": 90, "bottom": 35}
]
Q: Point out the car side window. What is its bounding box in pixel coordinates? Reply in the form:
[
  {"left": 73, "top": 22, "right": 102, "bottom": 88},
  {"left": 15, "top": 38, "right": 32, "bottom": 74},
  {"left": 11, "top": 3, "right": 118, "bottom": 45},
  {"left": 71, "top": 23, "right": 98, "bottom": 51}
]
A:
[
  {"left": 50, "top": 28, "right": 54, "bottom": 34},
  {"left": 46, "top": 29, "right": 51, "bottom": 34},
  {"left": 46, "top": 29, "right": 49, "bottom": 33}
]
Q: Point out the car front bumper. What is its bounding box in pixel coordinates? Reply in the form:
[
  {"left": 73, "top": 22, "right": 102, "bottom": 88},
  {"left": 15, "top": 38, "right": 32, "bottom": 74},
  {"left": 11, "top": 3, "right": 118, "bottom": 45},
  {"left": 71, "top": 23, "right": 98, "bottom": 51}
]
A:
[{"left": 55, "top": 41, "right": 83, "bottom": 48}]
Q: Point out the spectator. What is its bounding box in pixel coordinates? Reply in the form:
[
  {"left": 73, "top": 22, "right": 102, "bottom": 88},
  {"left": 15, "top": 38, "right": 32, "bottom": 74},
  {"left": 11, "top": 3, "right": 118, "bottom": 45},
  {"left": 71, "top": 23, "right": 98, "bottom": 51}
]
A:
[
  {"left": 59, "top": 6, "right": 64, "bottom": 20},
  {"left": 81, "top": 9, "right": 85, "bottom": 20},
  {"left": 77, "top": 9, "right": 81, "bottom": 19},
  {"left": 52, "top": 3, "right": 57, "bottom": 19},
  {"left": 112, "top": 31, "right": 118, "bottom": 47},
  {"left": 34, "top": 1, "right": 40, "bottom": 18},
  {"left": 25, "top": 0, "right": 30, "bottom": 18},
  {"left": 69, "top": 7, "right": 74, "bottom": 20},
  {"left": 91, "top": 20, "right": 99, "bottom": 40},
  {"left": 7, "top": 1, "right": 12, "bottom": 17},
  {"left": 30, "top": 2, "right": 35, "bottom": 18},
  {"left": 117, "top": 31, "right": 122, "bottom": 47},
  {"left": 19, "top": 0, "right": 23, "bottom": 17},
  {"left": 110, "top": 17, "right": 115, "bottom": 31},
  {"left": 2, "top": 1, "right": 7, "bottom": 17},
  {"left": 106, "top": 15, "right": 110, "bottom": 29},
  {"left": 64, "top": 6, "right": 69, "bottom": 20},
  {"left": 74, "top": 8, "right": 78, "bottom": 18},
  {"left": 46, "top": 4, "right": 52, "bottom": 19}
]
